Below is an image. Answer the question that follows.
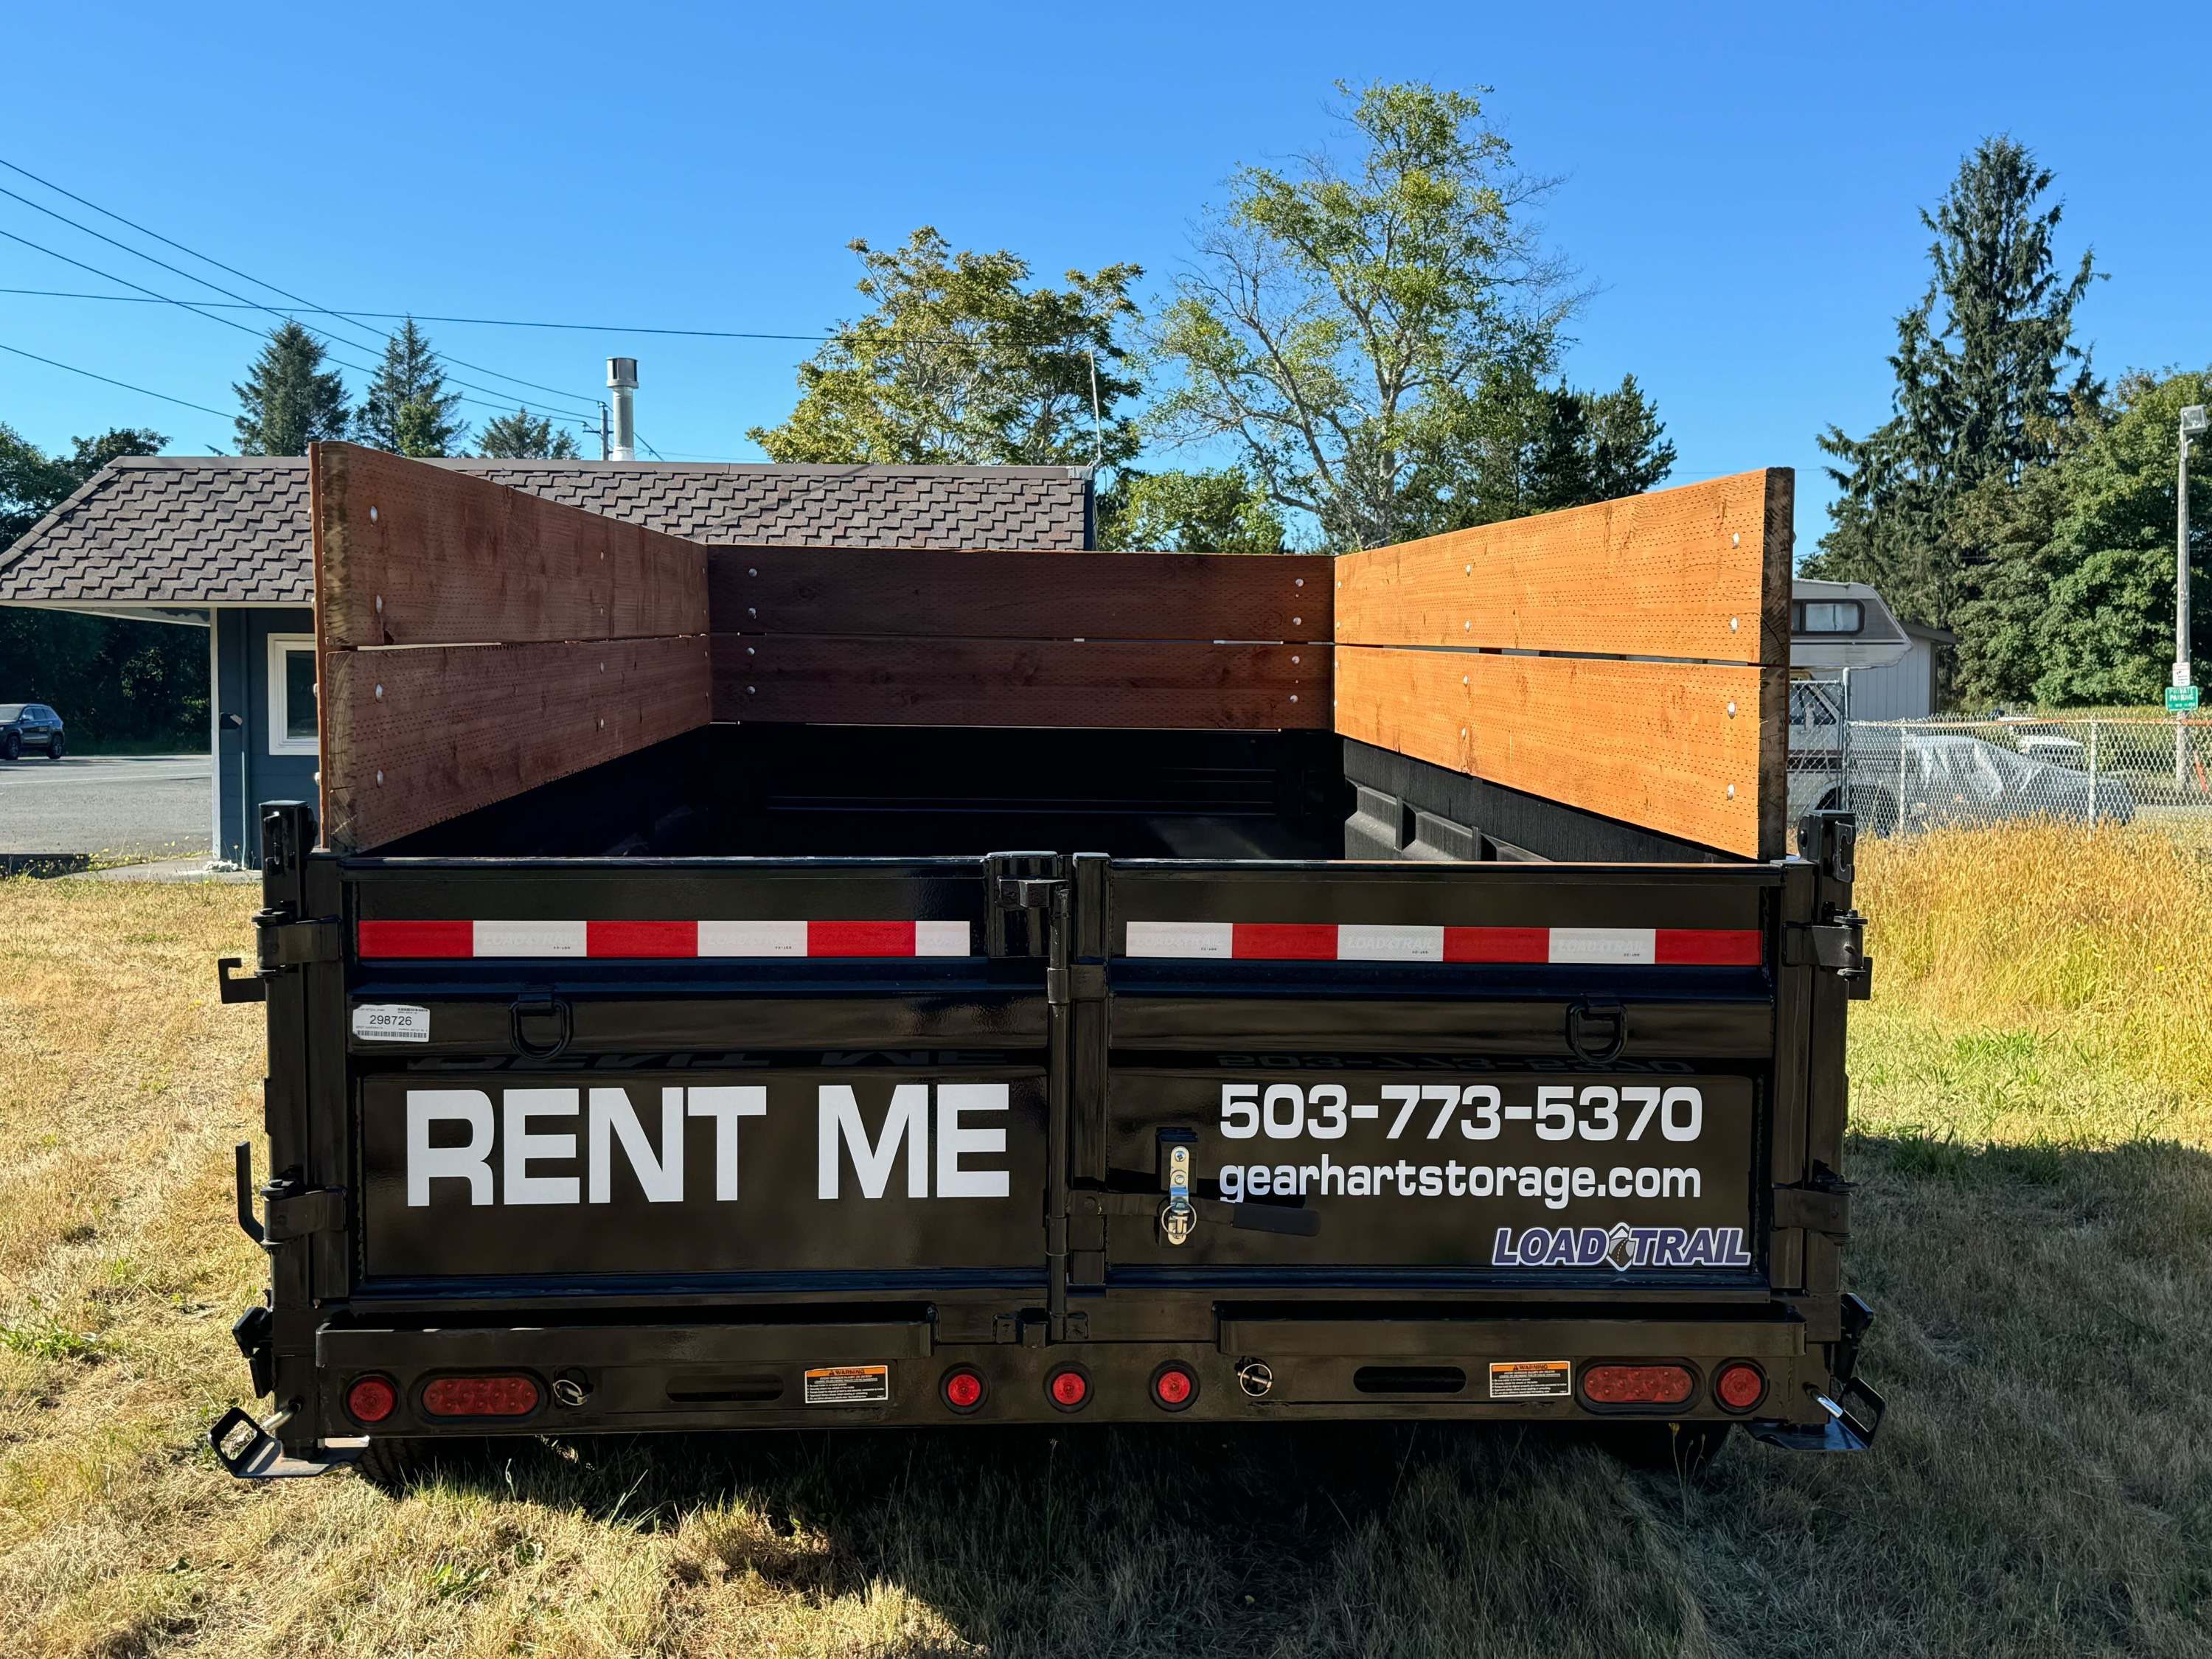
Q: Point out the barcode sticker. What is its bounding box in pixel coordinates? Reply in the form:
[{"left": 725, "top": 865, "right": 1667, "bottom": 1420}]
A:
[
  {"left": 804, "top": 1364, "right": 890, "bottom": 1405},
  {"left": 1489, "top": 1360, "right": 1571, "bottom": 1400},
  {"left": 351, "top": 1004, "right": 430, "bottom": 1043}
]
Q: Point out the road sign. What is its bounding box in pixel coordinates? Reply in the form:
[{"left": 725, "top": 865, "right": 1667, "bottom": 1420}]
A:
[{"left": 2170, "top": 685, "right": 2202, "bottom": 712}]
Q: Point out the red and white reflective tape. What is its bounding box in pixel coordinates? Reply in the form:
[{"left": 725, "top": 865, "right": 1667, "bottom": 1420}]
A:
[
  {"left": 1121, "top": 922, "right": 1760, "bottom": 966},
  {"left": 356, "top": 919, "right": 973, "bottom": 960}
]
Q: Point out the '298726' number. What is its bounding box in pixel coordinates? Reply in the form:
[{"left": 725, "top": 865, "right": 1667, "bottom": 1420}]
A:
[{"left": 1218, "top": 1082, "right": 1703, "bottom": 1144}]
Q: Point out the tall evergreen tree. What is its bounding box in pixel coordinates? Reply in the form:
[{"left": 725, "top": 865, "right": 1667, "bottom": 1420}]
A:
[
  {"left": 357, "top": 319, "right": 466, "bottom": 457},
  {"left": 476, "top": 407, "right": 581, "bottom": 459},
  {"left": 233, "top": 321, "right": 351, "bottom": 456},
  {"left": 1806, "top": 137, "right": 2101, "bottom": 633},
  {"left": 1519, "top": 375, "right": 1677, "bottom": 515}
]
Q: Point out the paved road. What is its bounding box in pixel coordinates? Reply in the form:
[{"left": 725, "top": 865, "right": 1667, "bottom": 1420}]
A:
[{"left": 0, "top": 754, "right": 210, "bottom": 862}]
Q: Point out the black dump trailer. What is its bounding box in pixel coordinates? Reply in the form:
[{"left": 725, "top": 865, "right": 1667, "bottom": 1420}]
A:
[{"left": 210, "top": 446, "right": 1882, "bottom": 1478}]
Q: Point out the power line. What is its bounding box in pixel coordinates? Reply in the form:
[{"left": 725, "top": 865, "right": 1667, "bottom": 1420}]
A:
[
  {"left": 0, "top": 163, "right": 607, "bottom": 416},
  {"left": 0, "top": 285, "right": 832, "bottom": 342},
  {"left": 0, "top": 225, "right": 597, "bottom": 424},
  {"left": 0, "top": 338, "right": 233, "bottom": 421}
]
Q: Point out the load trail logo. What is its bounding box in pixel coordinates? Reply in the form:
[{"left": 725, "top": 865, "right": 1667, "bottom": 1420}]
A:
[{"left": 1493, "top": 1221, "right": 1752, "bottom": 1271}]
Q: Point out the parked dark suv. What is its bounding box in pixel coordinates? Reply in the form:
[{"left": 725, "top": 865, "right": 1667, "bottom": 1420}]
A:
[{"left": 0, "top": 703, "right": 65, "bottom": 760}]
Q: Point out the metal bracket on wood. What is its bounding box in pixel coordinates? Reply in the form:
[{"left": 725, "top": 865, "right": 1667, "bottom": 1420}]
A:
[
  {"left": 1772, "top": 1185, "right": 1850, "bottom": 1239},
  {"left": 259, "top": 1176, "right": 349, "bottom": 1242}
]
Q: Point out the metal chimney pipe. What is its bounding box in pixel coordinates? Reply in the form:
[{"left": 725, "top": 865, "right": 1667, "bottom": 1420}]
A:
[{"left": 607, "top": 358, "right": 638, "bottom": 461}]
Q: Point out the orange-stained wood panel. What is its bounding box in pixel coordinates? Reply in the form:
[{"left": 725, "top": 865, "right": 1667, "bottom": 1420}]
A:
[
  {"left": 313, "top": 442, "right": 709, "bottom": 649},
  {"left": 321, "top": 637, "right": 714, "bottom": 853},
  {"left": 711, "top": 548, "right": 1331, "bottom": 641},
  {"left": 1333, "top": 646, "right": 1785, "bottom": 858},
  {"left": 1334, "top": 469, "right": 1792, "bottom": 666},
  {"left": 714, "top": 634, "right": 1328, "bottom": 730}
]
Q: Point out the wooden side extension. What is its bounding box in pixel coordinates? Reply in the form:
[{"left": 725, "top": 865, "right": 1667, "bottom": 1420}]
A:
[
  {"left": 312, "top": 443, "right": 712, "bottom": 852},
  {"left": 1332, "top": 470, "right": 1793, "bottom": 860}
]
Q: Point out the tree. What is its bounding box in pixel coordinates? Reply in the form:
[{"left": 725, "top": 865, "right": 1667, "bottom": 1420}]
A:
[
  {"left": 476, "top": 408, "right": 582, "bottom": 459},
  {"left": 0, "top": 421, "right": 204, "bottom": 748},
  {"left": 1520, "top": 375, "right": 1677, "bottom": 513},
  {"left": 1146, "top": 80, "right": 1591, "bottom": 550},
  {"left": 233, "top": 321, "right": 351, "bottom": 456},
  {"left": 1098, "top": 467, "right": 1286, "bottom": 552},
  {"left": 2023, "top": 370, "right": 2212, "bottom": 704},
  {"left": 357, "top": 319, "right": 466, "bottom": 457},
  {"left": 1806, "top": 137, "right": 2101, "bottom": 634},
  {"left": 749, "top": 226, "right": 1142, "bottom": 469}
]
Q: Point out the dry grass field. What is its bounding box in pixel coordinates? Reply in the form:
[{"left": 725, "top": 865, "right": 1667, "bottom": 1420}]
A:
[{"left": 1, "top": 822, "right": 2209, "bottom": 1657}]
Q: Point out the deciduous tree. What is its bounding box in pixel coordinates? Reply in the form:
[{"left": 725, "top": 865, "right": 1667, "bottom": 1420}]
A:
[
  {"left": 1098, "top": 467, "right": 1286, "bottom": 552},
  {"left": 1146, "top": 80, "right": 1607, "bottom": 549},
  {"left": 751, "top": 227, "right": 1141, "bottom": 470}
]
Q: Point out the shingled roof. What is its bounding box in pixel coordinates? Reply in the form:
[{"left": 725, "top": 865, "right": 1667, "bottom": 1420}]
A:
[{"left": 0, "top": 455, "right": 1094, "bottom": 607}]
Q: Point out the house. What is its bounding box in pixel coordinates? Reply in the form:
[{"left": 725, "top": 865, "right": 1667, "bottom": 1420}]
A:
[
  {"left": 0, "top": 455, "right": 1094, "bottom": 865},
  {"left": 1789, "top": 577, "right": 1955, "bottom": 720}
]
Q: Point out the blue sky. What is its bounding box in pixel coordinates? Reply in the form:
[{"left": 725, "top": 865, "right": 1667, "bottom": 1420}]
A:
[{"left": 3, "top": 1, "right": 2206, "bottom": 546}]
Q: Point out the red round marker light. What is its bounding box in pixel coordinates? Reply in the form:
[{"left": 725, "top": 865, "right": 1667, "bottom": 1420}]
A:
[
  {"left": 942, "top": 1367, "right": 985, "bottom": 1413},
  {"left": 1150, "top": 1363, "right": 1197, "bottom": 1411},
  {"left": 346, "top": 1374, "right": 397, "bottom": 1425},
  {"left": 1046, "top": 1366, "right": 1091, "bottom": 1411},
  {"left": 1714, "top": 1361, "right": 1766, "bottom": 1412}
]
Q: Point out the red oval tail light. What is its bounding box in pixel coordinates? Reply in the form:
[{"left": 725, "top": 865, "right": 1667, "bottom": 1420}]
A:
[
  {"left": 1151, "top": 1363, "right": 1197, "bottom": 1411},
  {"left": 1046, "top": 1366, "right": 1089, "bottom": 1410},
  {"left": 1580, "top": 1363, "right": 1694, "bottom": 1406},
  {"left": 942, "top": 1367, "right": 985, "bottom": 1412},
  {"left": 422, "top": 1374, "right": 540, "bottom": 1417}
]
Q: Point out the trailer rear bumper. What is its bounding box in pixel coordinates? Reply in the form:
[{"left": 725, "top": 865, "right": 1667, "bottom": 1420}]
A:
[{"left": 209, "top": 1304, "right": 1878, "bottom": 1473}]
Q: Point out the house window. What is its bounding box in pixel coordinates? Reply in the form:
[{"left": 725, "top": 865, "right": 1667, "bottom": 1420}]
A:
[
  {"left": 1792, "top": 599, "right": 1865, "bottom": 636},
  {"left": 267, "top": 634, "right": 318, "bottom": 755}
]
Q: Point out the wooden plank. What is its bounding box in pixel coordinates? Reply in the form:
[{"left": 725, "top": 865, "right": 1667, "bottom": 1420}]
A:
[
  {"left": 321, "top": 637, "right": 714, "bottom": 852},
  {"left": 313, "top": 442, "right": 710, "bottom": 649},
  {"left": 1334, "top": 470, "right": 1792, "bottom": 665},
  {"left": 710, "top": 548, "right": 1331, "bottom": 641},
  {"left": 1333, "top": 647, "right": 1781, "bottom": 858},
  {"left": 714, "top": 635, "right": 1328, "bottom": 730}
]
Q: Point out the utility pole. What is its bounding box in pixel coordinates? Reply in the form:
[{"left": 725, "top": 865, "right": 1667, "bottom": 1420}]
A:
[{"left": 2177, "top": 406, "right": 2205, "bottom": 787}]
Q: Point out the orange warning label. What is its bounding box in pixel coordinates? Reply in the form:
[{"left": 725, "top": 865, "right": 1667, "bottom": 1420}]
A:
[
  {"left": 804, "top": 1364, "right": 890, "bottom": 1405},
  {"left": 1488, "top": 1360, "right": 1571, "bottom": 1400}
]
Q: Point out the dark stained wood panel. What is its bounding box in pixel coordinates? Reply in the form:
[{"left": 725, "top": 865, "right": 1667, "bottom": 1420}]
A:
[
  {"left": 1334, "top": 470, "right": 1792, "bottom": 667},
  {"left": 314, "top": 442, "right": 709, "bottom": 649},
  {"left": 709, "top": 547, "right": 1331, "bottom": 641},
  {"left": 713, "top": 633, "right": 1328, "bottom": 730},
  {"left": 321, "top": 636, "right": 714, "bottom": 852}
]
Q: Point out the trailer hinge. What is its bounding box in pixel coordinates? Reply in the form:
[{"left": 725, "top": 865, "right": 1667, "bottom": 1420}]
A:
[
  {"left": 1045, "top": 964, "right": 1107, "bottom": 1003},
  {"left": 1771, "top": 1184, "right": 1850, "bottom": 1239},
  {"left": 260, "top": 1177, "right": 348, "bottom": 1242},
  {"left": 1784, "top": 912, "right": 1873, "bottom": 998},
  {"left": 254, "top": 911, "right": 342, "bottom": 970}
]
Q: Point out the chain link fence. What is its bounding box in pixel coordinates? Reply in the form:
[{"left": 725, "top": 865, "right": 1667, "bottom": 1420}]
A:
[{"left": 1787, "top": 681, "right": 2212, "bottom": 840}]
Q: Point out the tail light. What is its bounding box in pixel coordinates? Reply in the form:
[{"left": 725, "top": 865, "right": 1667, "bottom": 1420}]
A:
[
  {"left": 346, "top": 1374, "right": 397, "bottom": 1424},
  {"left": 1150, "top": 1363, "right": 1197, "bottom": 1411},
  {"left": 1714, "top": 1361, "right": 1766, "bottom": 1411},
  {"left": 422, "top": 1374, "right": 540, "bottom": 1417},
  {"left": 941, "top": 1366, "right": 986, "bottom": 1413},
  {"left": 1046, "top": 1365, "right": 1090, "bottom": 1411},
  {"left": 1580, "top": 1363, "right": 1694, "bottom": 1407}
]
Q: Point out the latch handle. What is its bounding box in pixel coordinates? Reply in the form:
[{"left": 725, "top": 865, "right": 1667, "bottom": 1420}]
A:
[
  {"left": 216, "top": 958, "right": 265, "bottom": 1004},
  {"left": 233, "top": 1142, "right": 264, "bottom": 1244}
]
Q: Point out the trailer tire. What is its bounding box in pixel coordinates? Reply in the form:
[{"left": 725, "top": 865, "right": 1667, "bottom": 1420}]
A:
[
  {"left": 1596, "top": 1420, "right": 1733, "bottom": 1478},
  {"left": 354, "top": 1436, "right": 490, "bottom": 1494}
]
